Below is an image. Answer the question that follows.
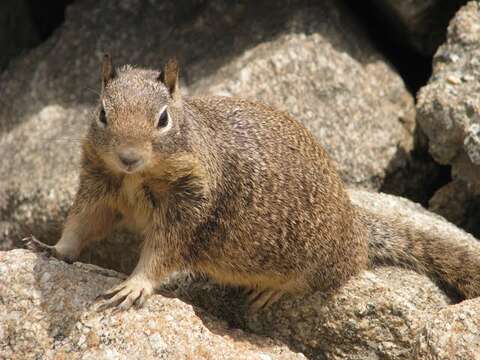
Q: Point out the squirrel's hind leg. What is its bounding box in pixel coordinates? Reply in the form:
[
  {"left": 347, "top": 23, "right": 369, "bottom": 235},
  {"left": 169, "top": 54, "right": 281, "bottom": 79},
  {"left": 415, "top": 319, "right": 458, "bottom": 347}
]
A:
[{"left": 246, "top": 288, "right": 285, "bottom": 313}]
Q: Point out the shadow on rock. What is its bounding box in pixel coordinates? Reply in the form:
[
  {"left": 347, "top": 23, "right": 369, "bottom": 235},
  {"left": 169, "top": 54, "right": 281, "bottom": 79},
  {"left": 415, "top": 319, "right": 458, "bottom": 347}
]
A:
[
  {"left": 380, "top": 125, "right": 451, "bottom": 208},
  {"left": 165, "top": 277, "right": 324, "bottom": 358}
]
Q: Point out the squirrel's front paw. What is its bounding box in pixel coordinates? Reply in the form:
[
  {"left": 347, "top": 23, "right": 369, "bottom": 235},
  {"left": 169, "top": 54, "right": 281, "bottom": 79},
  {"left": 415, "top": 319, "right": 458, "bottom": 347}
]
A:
[
  {"left": 22, "top": 236, "right": 55, "bottom": 257},
  {"left": 22, "top": 236, "right": 76, "bottom": 263},
  {"left": 95, "top": 275, "right": 154, "bottom": 312}
]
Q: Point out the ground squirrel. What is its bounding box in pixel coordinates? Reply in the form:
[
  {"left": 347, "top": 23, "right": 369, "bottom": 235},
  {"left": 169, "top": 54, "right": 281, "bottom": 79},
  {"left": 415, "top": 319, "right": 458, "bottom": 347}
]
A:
[{"left": 26, "top": 54, "right": 480, "bottom": 312}]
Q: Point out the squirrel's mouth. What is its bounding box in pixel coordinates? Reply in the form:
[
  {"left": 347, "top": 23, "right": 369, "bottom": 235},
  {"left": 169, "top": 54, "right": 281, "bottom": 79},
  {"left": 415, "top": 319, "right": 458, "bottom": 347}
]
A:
[
  {"left": 120, "top": 164, "right": 144, "bottom": 174},
  {"left": 117, "top": 160, "right": 145, "bottom": 174}
]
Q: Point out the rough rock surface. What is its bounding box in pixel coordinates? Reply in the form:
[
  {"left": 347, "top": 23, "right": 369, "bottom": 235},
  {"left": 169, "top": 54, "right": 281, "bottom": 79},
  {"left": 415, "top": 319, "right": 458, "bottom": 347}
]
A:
[
  {"left": 0, "top": 251, "right": 452, "bottom": 360},
  {"left": 247, "top": 268, "right": 449, "bottom": 360},
  {"left": 365, "top": 0, "right": 466, "bottom": 55},
  {"left": 0, "top": 0, "right": 414, "bottom": 271},
  {"left": 0, "top": 249, "right": 305, "bottom": 360},
  {"left": 429, "top": 179, "right": 480, "bottom": 236},
  {"left": 413, "top": 298, "right": 480, "bottom": 359},
  {"left": 417, "top": 1, "right": 480, "bottom": 234}
]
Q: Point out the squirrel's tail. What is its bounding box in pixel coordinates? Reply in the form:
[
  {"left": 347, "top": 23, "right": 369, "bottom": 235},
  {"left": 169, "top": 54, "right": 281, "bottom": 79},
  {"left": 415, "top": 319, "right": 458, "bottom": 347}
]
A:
[{"left": 350, "top": 189, "right": 480, "bottom": 299}]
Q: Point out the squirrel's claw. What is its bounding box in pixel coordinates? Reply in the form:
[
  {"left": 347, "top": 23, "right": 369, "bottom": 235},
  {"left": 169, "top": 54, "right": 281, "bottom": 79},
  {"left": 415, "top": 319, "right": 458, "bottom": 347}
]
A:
[
  {"left": 246, "top": 289, "right": 284, "bottom": 314},
  {"left": 22, "top": 236, "right": 55, "bottom": 257},
  {"left": 95, "top": 276, "right": 154, "bottom": 312},
  {"left": 22, "top": 236, "right": 76, "bottom": 263},
  {"left": 95, "top": 282, "right": 124, "bottom": 301}
]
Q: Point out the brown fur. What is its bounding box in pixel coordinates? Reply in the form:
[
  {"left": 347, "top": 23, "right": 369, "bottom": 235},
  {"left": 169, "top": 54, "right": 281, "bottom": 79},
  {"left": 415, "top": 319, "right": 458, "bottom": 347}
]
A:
[
  {"left": 28, "top": 56, "right": 480, "bottom": 311},
  {"left": 358, "top": 205, "right": 480, "bottom": 299}
]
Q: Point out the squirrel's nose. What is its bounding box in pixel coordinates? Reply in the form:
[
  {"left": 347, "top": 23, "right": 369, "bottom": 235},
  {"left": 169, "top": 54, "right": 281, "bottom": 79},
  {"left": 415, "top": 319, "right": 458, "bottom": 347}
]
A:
[{"left": 118, "top": 149, "right": 143, "bottom": 168}]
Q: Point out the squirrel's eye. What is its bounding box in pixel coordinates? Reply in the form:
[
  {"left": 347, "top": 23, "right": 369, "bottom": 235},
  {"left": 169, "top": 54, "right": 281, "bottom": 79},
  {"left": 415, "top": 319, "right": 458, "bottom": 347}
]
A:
[
  {"left": 99, "top": 107, "right": 107, "bottom": 126},
  {"left": 157, "top": 108, "right": 169, "bottom": 128}
]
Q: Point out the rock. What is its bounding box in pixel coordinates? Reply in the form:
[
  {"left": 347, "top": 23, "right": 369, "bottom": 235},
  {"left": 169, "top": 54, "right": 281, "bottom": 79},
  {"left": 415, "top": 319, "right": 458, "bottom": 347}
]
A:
[
  {"left": 0, "top": 249, "right": 305, "bottom": 360},
  {"left": 417, "top": 1, "right": 480, "bottom": 235},
  {"left": 0, "top": 250, "right": 457, "bottom": 360},
  {"left": 365, "top": 0, "right": 466, "bottom": 55},
  {"left": 0, "top": 0, "right": 414, "bottom": 271},
  {"left": 249, "top": 268, "right": 449, "bottom": 360},
  {"left": 417, "top": 1, "right": 480, "bottom": 180},
  {"left": 413, "top": 298, "right": 480, "bottom": 359},
  {"left": 429, "top": 179, "right": 480, "bottom": 237},
  {"left": 429, "top": 180, "right": 472, "bottom": 225},
  {"left": 377, "top": 141, "right": 450, "bottom": 207},
  {"left": 0, "top": 0, "right": 39, "bottom": 70}
]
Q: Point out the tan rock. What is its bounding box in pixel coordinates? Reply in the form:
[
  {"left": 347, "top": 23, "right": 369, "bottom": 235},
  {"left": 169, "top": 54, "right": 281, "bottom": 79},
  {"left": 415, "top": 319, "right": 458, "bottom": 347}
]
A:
[
  {"left": 0, "top": 249, "right": 304, "bottom": 360},
  {"left": 246, "top": 267, "right": 450, "bottom": 359},
  {"left": 417, "top": 1, "right": 480, "bottom": 237},
  {"left": 414, "top": 298, "right": 480, "bottom": 360}
]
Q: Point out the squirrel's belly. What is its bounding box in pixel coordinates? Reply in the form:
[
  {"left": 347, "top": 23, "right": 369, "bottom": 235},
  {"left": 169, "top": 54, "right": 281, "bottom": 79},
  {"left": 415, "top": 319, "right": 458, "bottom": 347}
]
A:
[{"left": 195, "top": 261, "right": 305, "bottom": 292}]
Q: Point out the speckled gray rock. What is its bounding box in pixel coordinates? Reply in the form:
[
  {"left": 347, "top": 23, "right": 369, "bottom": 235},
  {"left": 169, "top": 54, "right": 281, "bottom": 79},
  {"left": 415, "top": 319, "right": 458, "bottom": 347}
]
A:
[
  {"left": 417, "top": 1, "right": 480, "bottom": 232},
  {"left": 0, "top": 0, "right": 414, "bottom": 271},
  {"left": 0, "top": 251, "right": 455, "bottom": 360},
  {"left": 428, "top": 179, "right": 480, "bottom": 237},
  {"left": 418, "top": 1, "right": 480, "bottom": 175},
  {"left": 413, "top": 298, "right": 480, "bottom": 359},
  {"left": 0, "top": 249, "right": 305, "bottom": 360},
  {"left": 366, "top": 0, "right": 466, "bottom": 55}
]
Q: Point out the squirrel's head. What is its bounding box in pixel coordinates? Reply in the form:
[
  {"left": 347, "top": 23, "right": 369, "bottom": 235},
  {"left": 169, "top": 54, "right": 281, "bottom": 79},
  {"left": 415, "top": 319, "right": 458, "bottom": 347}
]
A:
[{"left": 89, "top": 54, "right": 185, "bottom": 175}]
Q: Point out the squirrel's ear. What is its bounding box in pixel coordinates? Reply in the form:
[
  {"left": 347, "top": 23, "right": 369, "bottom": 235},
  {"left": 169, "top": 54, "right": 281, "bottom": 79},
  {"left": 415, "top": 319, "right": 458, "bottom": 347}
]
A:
[
  {"left": 101, "top": 53, "right": 116, "bottom": 89},
  {"left": 158, "top": 58, "right": 179, "bottom": 98}
]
